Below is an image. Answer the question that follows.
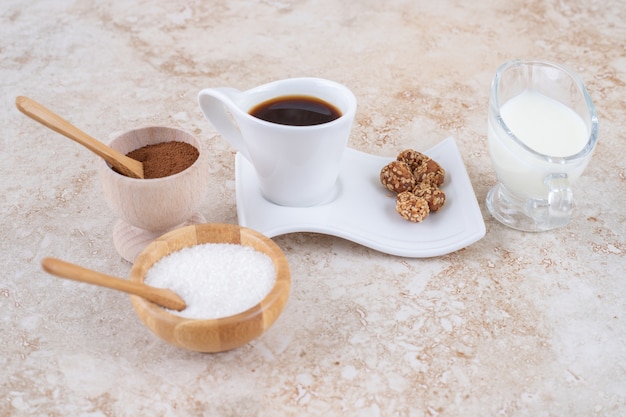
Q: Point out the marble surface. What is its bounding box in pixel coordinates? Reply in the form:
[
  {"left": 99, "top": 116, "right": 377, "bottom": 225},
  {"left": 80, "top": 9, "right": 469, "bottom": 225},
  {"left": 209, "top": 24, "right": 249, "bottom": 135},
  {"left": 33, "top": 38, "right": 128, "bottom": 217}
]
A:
[{"left": 1, "top": 0, "right": 625, "bottom": 416}]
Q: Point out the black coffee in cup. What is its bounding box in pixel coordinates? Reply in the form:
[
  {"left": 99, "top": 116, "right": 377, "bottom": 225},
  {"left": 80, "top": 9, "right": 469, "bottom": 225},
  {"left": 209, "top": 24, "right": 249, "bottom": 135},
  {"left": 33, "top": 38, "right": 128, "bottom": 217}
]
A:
[{"left": 249, "top": 95, "right": 341, "bottom": 126}]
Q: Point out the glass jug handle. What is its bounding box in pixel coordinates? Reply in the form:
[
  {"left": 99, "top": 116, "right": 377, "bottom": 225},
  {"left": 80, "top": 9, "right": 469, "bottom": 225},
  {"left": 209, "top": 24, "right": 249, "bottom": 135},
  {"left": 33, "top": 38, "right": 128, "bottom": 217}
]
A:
[{"left": 545, "top": 172, "right": 574, "bottom": 221}]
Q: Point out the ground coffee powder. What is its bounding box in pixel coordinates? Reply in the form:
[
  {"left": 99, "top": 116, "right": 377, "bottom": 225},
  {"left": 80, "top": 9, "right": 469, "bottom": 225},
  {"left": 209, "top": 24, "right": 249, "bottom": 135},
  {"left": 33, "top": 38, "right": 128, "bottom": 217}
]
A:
[{"left": 116, "top": 141, "right": 199, "bottom": 179}]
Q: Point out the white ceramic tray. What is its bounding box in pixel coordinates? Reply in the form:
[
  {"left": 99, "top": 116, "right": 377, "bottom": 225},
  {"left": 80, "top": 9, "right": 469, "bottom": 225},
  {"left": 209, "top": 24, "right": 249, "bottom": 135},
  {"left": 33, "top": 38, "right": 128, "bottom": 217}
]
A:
[{"left": 235, "top": 137, "right": 485, "bottom": 257}]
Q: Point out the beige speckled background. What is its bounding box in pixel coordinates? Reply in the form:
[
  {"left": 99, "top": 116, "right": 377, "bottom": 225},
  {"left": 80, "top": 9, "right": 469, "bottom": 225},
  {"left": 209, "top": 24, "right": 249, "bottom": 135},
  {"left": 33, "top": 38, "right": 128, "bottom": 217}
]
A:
[{"left": 1, "top": 1, "right": 625, "bottom": 416}]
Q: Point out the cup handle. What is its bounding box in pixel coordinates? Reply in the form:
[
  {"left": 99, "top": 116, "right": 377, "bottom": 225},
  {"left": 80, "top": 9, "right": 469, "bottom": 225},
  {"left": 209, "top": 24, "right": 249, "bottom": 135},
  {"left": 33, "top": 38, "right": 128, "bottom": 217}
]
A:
[
  {"left": 197, "top": 88, "right": 251, "bottom": 161},
  {"left": 523, "top": 173, "right": 574, "bottom": 230},
  {"left": 544, "top": 173, "right": 574, "bottom": 219}
]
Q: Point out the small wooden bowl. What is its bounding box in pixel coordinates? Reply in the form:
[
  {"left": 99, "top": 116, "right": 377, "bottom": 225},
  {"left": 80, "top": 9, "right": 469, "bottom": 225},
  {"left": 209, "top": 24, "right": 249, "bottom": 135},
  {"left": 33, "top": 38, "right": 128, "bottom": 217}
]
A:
[
  {"left": 100, "top": 126, "right": 209, "bottom": 231},
  {"left": 99, "top": 126, "right": 209, "bottom": 262},
  {"left": 129, "top": 223, "right": 291, "bottom": 353}
]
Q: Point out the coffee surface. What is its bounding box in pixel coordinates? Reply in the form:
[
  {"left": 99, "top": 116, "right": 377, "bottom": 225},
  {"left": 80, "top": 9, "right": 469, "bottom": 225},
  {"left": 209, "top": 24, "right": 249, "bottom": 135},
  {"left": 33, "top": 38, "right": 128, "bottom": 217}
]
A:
[{"left": 249, "top": 95, "right": 341, "bottom": 126}]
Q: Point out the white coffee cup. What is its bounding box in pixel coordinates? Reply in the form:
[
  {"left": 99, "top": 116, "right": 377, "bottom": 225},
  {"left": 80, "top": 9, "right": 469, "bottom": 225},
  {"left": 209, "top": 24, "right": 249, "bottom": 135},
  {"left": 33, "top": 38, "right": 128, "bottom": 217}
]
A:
[{"left": 198, "top": 77, "right": 357, "bottom": 207}]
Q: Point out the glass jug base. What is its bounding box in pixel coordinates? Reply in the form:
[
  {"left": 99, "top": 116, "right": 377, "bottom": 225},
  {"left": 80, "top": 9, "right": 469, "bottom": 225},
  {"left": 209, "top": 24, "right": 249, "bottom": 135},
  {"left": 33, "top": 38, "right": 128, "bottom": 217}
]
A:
[{"left": 486, "top": 183, "right": 570, "bottom": 232}]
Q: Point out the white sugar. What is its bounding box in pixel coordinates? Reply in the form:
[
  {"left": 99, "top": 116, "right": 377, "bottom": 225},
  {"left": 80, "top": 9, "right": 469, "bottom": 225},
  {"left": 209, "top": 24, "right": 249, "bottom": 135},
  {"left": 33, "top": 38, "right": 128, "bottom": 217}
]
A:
[{"left": 145, "top": 243, "right": 276, "bottom": 319}]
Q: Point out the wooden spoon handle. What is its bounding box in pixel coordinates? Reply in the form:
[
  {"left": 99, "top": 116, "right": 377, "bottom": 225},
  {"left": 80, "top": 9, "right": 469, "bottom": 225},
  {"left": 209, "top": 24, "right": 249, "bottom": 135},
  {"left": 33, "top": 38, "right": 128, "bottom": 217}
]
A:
[
  {"left": 41, "top": 257, "right": 186, "bottom": 311},
  {"left": 15, "top": 96, "right": 144, "bottom": 179}
]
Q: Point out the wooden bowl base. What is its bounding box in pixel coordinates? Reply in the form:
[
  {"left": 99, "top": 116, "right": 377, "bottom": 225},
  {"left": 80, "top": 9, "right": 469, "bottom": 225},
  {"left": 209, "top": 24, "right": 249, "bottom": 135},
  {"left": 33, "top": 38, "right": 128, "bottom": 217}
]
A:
[{"left": 112, "top": 212, "right": 206, "bottom": 263}]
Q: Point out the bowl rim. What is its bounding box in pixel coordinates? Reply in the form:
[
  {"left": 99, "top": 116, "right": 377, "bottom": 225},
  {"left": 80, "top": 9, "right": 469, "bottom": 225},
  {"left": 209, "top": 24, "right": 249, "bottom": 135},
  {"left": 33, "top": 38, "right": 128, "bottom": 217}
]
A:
[
  {"left": 100, "top": 125, "right": 207, "bottom": 183},
  {"left": 129, "top": 223, "right": 291, "bottom": 324}
]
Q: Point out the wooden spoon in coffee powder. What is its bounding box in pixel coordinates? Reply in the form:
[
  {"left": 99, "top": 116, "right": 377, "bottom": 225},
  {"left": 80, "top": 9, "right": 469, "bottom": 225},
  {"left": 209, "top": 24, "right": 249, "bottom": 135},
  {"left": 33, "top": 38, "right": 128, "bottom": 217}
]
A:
[{"left": 16, "top": 96, "right": 145, "bottom": 179}]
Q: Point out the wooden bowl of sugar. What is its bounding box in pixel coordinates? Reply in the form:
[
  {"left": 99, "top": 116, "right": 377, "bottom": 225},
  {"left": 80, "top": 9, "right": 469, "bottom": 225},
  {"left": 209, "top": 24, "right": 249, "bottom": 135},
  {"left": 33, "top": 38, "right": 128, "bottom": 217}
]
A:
[{"left": 129, "top": 223, "right": 290, "bottom": 353}]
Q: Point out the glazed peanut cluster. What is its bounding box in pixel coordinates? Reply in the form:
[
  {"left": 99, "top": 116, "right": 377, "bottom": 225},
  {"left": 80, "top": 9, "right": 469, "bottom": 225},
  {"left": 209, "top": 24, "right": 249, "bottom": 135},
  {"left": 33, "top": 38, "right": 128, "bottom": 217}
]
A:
[{"left": 380, "top": 149, "right": 446, "bottom": 222}]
